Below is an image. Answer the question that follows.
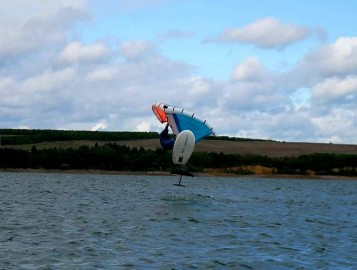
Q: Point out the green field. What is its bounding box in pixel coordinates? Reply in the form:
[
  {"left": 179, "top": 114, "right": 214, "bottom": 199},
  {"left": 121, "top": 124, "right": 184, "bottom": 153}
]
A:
[{"left": 1, "top": 129, "right": 356, "bottom": 177}]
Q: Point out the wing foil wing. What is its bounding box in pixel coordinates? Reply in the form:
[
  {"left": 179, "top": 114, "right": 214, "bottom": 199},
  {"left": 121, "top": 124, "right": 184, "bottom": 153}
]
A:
[{"left": 152, "top": 102, "right": 215, "bottom": 142}]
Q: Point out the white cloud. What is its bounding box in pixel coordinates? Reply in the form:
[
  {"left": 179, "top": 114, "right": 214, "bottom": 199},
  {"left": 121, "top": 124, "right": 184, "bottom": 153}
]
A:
[
  {"left": 207, "top": 17, "right": 316, "bottom": 49},
  {"left": 0, "top": 68, "right": 75, "bottom": 109},
  {"left": 297, "top": 37, "right": 357, "bottom": 79},
  {"left": 0, "top": 1, "right": 87, "bottom": 25},
  {"left": 91, "top": 122, "right": 107, "bottom": 131},
  {"left": 84, "top": 66, "right": 118, "bottom": 82},
  {"left": 290, "top": 88, "right": 311, "bottom": 109},
  {"left": 232, "top": 57, "right": 270, "bottom": 81},
  {"left": 186, "top": 77, "right": 210, "bottom": 96},
  {"left": 0, "top": 77, "right": 14, "bottom": 93},
  {"left": 22, "top": 68, "right": 76, "bottom": 93},
  {"left": 312, "top": 76, "right": 357, "bottom": 102},
  {"left": 119, "top": 40, "right": 154, "bottom": 62},
  {"left": 209, "top": 35, "right": 357, "bottom": 143},
  {"left": 0, "top": 2, "right": 356, "bottom": 144},
  {"left": 281, "top": 37, "right": 357, "bottom": 118},
  {"left": 59, "top": 42, "right": 110, "bottom": 63},
  {"left": 216, "top": 57, "right": 288, "bottom": 113},
  {"left": 2, "top": 0, "right": 85, "bottom": 8},
  {"left": 136, "top": 121, "right": 151, "bottom": 132},
  {"left": 0, "top": 6, "right": 90, "bottom": 59},
  {"left": 310, "top": 108, "right": 356, "bottom": 144}
]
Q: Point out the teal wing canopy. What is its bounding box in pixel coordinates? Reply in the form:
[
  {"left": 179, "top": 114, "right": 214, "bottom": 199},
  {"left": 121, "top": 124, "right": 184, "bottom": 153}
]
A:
[
  {"left": 171, "top": 113, "right": 213, "bottom": 142},
  {"left": 152, "top": 103, "right": 215, "bottom": 143}
]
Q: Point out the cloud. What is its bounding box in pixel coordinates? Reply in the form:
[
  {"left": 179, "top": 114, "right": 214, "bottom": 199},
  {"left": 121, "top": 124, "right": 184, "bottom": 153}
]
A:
[
  {"left": 231, "top": 57, "right": 271, "bottom": 81},
  {"left": 32, "top": 39, "right": 195, "bottom": 131},
  {"left": 0, "top": 77, "right": 14, "bottom": 94},
  {"left": 283, "top": 37, "right": 357, "bottom": 114},
  {"left": 296, "top": 37, "right": 357, "bottom": 80},
  {"left": 310, "top": 108, "right": 356, "bottom": 144},
  {"left": 179, "top": 77, "right": 223, "bottom": 110},
  {"left": 119, "top": 40, "right": 155, "bottom": 62},
  {"left": 206, "top": 17, "right": 318, "bottom": 49},
  {"left": 219, "top": 57, "right": 286, "bottom": 113},
  {"left": 136, "top": 121, "right": 151, "bottom": 132},
  {"left": 312, "top": 76, "right": 357, "bottom": 103},
  {"left": 186, "top": 77, "right": 211, "bottom": 96},
  {"left": 22, "top": 68, "right": 76, "bottom": 93},
  {"left": 0, "top": 6, "right": 90, "bottom": 59},
  {"left": 211, "top": 34, "right": 356, "bottom": 143},
  {"left": 59, "top": 42, "right": 110, "bottom": 63},
  {"left": 84, "top": 66, "right": 118, "bottom": 82},
  {"left": 91, "top": 122, "right": 107, "bottom": 131},
  {"left": 0, "top": 2, "right": 356, "bottom": 144},
  {"left": 0, "top": 68, "right": 76, "bottom": 112}
]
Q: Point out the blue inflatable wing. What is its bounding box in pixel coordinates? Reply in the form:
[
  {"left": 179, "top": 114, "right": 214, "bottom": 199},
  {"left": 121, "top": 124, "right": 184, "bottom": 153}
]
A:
[{"left": 152, "top": 103, "right": 215, "bottom": 143}]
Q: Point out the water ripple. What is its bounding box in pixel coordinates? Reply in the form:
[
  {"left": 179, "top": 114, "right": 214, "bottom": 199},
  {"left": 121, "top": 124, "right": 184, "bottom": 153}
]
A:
[{"left": 0, "top": 173, "right": 356, "bottom": 269}]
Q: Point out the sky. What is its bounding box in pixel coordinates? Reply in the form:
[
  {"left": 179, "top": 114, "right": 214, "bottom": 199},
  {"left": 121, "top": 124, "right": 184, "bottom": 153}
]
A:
[{"left": 0, "top": 0, "right": 356, "bottom": 144}]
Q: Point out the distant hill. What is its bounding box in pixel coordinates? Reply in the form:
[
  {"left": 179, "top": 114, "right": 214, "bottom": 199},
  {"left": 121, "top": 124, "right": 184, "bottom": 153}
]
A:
[
  {"left": 4, "top": 138, "right": 357, "bottom": 158},
  {"left": 2, "top": 128, "right": 357, "bottom": 157},
  {"left": 1, "top": 129, "right": 356, "bottom": 177}
]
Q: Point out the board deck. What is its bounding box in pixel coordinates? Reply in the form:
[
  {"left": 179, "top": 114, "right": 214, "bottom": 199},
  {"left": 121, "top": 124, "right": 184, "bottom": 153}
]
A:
[{"left": 172, "top": 130, "right": 195, "bottom": 165}]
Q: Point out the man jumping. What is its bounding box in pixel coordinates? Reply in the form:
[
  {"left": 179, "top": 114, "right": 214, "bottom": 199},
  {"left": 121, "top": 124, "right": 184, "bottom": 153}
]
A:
[{"left": 160, "top": 123, "right": 175, "bottom": 150}]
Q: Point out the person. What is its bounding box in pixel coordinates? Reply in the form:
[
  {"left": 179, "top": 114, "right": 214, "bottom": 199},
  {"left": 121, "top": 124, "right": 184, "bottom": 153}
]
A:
[{"left": 160, "top": 123, "right": 175, "bottom": 150}]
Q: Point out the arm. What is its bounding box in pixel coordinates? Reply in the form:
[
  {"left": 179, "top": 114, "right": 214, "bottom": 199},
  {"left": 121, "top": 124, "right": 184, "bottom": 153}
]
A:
[
  {"left": 164, "top": 123, "right": 170, "bottom": 131},
  {"left": 160, "top": 123, "right": 170, "bottom": 137}
]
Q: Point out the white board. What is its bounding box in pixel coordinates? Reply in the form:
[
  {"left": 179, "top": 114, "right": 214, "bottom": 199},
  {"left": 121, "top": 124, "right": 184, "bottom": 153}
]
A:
[{"left": 172, "top": 130, "right": 195, "bottom": 165}]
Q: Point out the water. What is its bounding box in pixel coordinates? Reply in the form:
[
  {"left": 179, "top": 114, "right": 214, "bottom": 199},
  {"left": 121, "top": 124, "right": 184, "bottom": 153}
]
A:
[{"left": 0, "top": 172, "right": 356, "bottom": 269}]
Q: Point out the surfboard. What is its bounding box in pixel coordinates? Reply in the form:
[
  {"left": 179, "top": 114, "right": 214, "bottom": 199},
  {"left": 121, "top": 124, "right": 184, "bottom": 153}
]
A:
[{"left": 172, "top": 130, "right": 195, "bottom": 165}]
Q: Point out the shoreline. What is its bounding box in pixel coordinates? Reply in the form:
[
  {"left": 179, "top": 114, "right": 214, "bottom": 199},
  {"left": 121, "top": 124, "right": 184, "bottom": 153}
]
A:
[{"left": 0, "top": 168, "right": 356, "bottom": 180}]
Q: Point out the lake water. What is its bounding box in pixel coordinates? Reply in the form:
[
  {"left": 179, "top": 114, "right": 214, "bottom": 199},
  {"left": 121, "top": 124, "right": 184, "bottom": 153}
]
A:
[{"left": 0, "top": 172, "right": 356, "bottom": 269}]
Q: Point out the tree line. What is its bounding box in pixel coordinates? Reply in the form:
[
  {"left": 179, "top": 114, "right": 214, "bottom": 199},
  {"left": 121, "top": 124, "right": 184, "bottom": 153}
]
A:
[
  {"left": 0, "top": 143, "right": 356, "bottom": 176},
  {"left": 0, "top": 129, "right": 158, "bottom": 145},
  {"left": 0, "top": 128, "right": 269, "bottom": 146}
]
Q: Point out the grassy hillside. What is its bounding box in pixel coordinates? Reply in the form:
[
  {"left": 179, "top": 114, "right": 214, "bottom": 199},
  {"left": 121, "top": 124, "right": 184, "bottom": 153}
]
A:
[
  {"left": 1, "top": 129, "right": 356, "bottom": 177},
  {"left": 2, "top": 128, "right": 356, "bottom": 157},
  {"left": 4, "top": 138, "right": 357, "bottom": 158}
]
